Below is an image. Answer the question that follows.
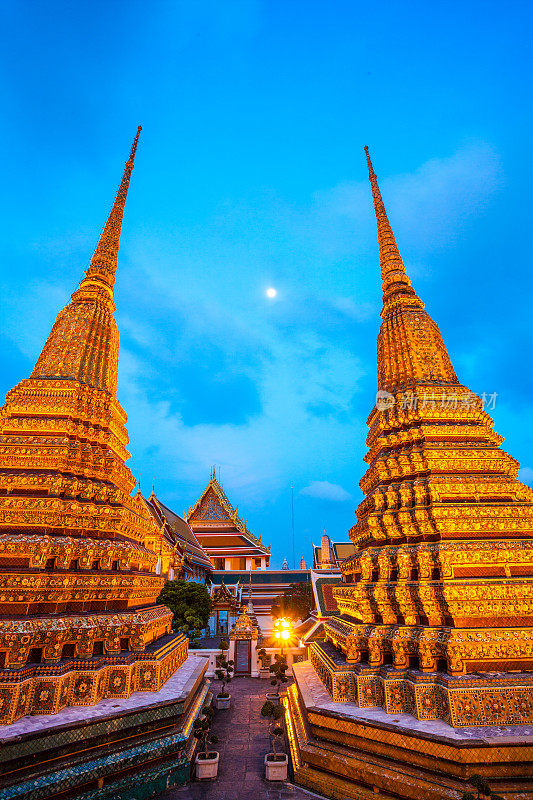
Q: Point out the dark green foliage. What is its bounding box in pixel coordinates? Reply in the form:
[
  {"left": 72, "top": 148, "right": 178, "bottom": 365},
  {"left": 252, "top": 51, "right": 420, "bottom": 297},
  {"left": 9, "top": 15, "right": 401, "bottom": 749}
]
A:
[
  {"left": 463, "top": 774, "right": 502, "bottom": 800},
  {"left": 469, "top": 775, "right": 488, "bottom": 792},
  {"left": 214, "top": 638, "right": 234, "bottom": 697},
  {"left": 156, "top": 579, "right": 212, "bottom": 643},
  {"left": 261, "top": 700, "right": 285, "bottom": 757},
  {"left": 193, "top": 704, "right": 218, "bottom": 755},
  {"left": 269, "top": 653, "right": 289, "bottom": 695},
  {"left": 257, "top": 647, "right": 270, "bottom": 669},
  {"left": 271, "top": 581, "right": 312, "bottom": 622}
]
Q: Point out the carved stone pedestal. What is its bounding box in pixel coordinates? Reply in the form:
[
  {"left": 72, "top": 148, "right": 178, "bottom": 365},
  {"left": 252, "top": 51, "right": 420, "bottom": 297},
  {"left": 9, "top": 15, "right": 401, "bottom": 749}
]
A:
[
  {"left": 285, "top": 661, "right": 533, "bottom": 800},
  {"left": 0, "top": 655, "right": 210, "bottom": 800}
]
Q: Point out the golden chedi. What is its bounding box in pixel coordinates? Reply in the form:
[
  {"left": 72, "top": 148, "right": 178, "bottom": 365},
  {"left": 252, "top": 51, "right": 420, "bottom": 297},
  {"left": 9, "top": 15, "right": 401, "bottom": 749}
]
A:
[
  {"left": 0, "top": 128, "right": 187, "bottom": 724},
  {"left": 323, "top": 148, "right": 533, "bottom": 727}
]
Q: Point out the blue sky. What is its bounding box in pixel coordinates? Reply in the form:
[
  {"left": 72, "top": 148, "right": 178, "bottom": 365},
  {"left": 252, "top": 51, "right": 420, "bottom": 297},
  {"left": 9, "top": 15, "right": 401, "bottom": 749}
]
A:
[{"left": 1, "top": 1, "right": 532, "bottom": 567}]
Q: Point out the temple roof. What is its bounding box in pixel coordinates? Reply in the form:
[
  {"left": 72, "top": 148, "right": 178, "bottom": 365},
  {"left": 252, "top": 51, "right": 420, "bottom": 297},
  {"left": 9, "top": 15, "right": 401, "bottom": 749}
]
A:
[
  {"left": 312, "top": 541, "right": 355, "bottom": 569},
  {"left": 186, "top": 469, "right": 270, "bottom": 556},
  {"left": 145, "top": 493, "right": 213, "bottom": 571},
  {"left": 211, "top": 581, "right": 240, "bottom": 608},
  {"left": 311, "top": 571, "right": 342, "bottom": 616}
]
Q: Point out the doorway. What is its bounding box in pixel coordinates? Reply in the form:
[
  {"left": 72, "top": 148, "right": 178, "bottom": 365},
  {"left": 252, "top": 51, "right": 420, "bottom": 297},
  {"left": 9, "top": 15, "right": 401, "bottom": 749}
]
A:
[{"left": 234, "top": 639, "right": 251, "bottom": 674}]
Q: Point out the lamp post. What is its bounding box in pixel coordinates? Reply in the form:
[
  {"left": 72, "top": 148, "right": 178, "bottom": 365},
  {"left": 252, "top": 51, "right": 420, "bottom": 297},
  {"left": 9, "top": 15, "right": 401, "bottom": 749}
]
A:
[
  {"left": 273, "top": 617, "right": 292, "bottom": 657},
  {"left": 270, "top": 617, "right": 293, "bottom": 700}
]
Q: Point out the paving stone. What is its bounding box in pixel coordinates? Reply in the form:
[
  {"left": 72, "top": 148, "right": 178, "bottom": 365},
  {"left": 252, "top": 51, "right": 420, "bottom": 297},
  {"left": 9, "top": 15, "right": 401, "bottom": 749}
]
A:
[{"left": 158, "top": 676, "right": 326, "bottom": 800}]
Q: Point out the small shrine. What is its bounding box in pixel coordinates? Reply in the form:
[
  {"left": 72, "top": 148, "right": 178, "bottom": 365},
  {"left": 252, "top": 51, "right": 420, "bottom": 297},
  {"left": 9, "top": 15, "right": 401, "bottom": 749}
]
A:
[
  {"left": 228, "top": 604, "right": 260, "bottom": 675},
  {"left": 209, "top": 582, "right": 241, "bottom": 636}
]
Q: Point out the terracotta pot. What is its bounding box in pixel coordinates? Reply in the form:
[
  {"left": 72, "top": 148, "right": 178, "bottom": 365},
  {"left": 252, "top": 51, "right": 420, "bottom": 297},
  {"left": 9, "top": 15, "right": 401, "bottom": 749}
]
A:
[
  {"left": 266, "top": 691, "right": 280, "bottom": 702},
  {"left": 195, "top": 751, "right": 219, "bottom": 780},
  {"left": 259, "top": 668, "right": 270, "bottom": 679},
  {"left": 215, "top": 694, "right": 231, "bottom": 709},
  {"left": 264, "top": 752, "right": 288, "bottom": 781}
]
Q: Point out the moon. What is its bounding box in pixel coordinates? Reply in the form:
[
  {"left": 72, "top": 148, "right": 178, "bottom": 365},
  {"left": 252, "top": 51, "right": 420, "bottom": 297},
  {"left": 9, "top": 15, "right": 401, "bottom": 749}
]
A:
[{"left": 266, "top": 287, "right": 277, "bottom": 299}]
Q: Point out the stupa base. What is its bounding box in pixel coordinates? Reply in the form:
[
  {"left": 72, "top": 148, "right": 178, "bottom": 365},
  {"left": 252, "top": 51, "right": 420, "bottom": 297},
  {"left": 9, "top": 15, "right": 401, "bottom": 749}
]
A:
[
  {"left": 0, "top": 654, "right": 210, "bottom": 800},
  {"left": 309, "top": 639, "right": 533, "bottom": 727},
  {"left": 0, "top": 631, "right": 188, "bottom": 725},
  {"left": 285, "top": 660, "right": 533, "bottom": 800}
]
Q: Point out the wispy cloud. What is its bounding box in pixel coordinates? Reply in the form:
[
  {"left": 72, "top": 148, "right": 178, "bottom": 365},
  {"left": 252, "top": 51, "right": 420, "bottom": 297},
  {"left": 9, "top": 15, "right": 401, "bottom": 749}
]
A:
[
  {"left": 109, "top": 141, "right": 506, "bottom": 510},
  {"left": 311, "top": 141, "right": 503, "bottom": 265},
  {"left": 0, "top": 140, "right": 509, "bottom": 559},
  {"left": 300, "top": 481, "right": 352, "bottom": 502}
]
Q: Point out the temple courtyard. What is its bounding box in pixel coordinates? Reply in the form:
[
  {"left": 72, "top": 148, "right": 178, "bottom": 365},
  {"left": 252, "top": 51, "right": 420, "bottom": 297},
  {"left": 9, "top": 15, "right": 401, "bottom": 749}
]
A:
[{"left": 160, "top": 676, "right": 323, "bottom": 800}]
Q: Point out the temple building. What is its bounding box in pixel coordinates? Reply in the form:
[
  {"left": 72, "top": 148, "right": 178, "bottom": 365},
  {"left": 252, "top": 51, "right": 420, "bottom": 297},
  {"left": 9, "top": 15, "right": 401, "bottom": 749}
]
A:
[
  {"left": 185, "top": 468, "right": 271, "bottom": 570},
  {"left": 207, "top": 565, "right": 311, "bottom": 636},
  {"left": 179, "top": 471, "right": 311, "bottom": 637},
  {"left": 312, "top": 530, "right": 355, "bottom": 570},
  {"left": 0, "top": 129, "right": 210, "bottom": 800},
  {"left": 144, "top": 489, "right": 213, "bottom": 582},
  {"left": 286, "top": 148, "right": 533, "bottom": 799}
]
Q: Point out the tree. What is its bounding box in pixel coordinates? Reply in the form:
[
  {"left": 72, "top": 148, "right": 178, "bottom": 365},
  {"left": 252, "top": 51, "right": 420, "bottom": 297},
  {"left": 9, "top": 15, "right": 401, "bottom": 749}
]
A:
[
  {"left": 214, "top": 639, "right": 234, "bottom": 698},
  {"left": 193, "top": 705, "right": 218, "bottom": 758},
  {"left": 271, "top": 581, "right": 312, "bottom": 622},
  {"left": 270, "top": 653, "right": 289, "bottom": 696},
  {"left": 260, "top": 700, "right": 285, "bottom": 759},
  {"left": 157, "top": 579, "right": 212, "bottom": 643}
]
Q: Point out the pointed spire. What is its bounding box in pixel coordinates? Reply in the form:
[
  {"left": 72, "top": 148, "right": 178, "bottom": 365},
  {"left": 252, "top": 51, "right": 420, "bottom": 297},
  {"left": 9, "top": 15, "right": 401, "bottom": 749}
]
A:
[
  {"left": 80, "top": 126, "right": 142, "bottom": 297},
  {"left": 364, "top": 147, "right": 459, "bottom": 392},
  {"left": 30, "top": 127, "right": 142, "bottom": 393},
  {"left": 364, "top": 146, "right": 423, "bottom": 311}
]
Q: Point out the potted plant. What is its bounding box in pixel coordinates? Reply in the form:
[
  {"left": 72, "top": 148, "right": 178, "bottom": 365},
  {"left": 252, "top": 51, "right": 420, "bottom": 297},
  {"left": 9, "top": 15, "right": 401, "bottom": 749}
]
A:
[
  {"left": 266, "top": 653, "right": 288, "bottom": 702},
  {"left": 193, "top": 705, "right": 219, "bottom": 780},
  {"left": 261, "top": 699, "right": 288, "bottom": 780},
  {"left": 214, "top": 638, "right": 234, "bottom": 709},
  {"left": 257, "top": 647, "right": 271, "bottom": 679}
]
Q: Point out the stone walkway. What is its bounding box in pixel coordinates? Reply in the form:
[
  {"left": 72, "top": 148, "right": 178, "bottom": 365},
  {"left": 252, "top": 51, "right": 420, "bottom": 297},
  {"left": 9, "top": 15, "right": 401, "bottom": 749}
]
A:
[{"left": 159, "top": 676, "right": 325, "bottom": 800}]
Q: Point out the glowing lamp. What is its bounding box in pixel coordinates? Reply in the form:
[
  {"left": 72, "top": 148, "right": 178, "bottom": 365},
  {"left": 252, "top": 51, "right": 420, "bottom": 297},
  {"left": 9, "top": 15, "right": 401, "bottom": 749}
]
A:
[{"left": 282, "top": 630, "right": 290, "bottom": 640}]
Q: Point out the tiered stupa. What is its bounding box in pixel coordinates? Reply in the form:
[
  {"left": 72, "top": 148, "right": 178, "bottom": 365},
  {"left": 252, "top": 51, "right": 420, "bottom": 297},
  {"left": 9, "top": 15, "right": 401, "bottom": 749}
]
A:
[
  {"left": 286, "top": 149, "right": 533, "bottom": 800},
  {"left": 324, "top": 148, "right": 533, "bottom": 725},
  {"left": 0, "top": 127, "right": 188, "bottom": 724}
]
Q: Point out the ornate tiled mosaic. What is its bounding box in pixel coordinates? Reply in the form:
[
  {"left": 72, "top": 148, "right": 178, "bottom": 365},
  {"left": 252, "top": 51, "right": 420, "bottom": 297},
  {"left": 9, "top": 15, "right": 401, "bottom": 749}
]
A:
[
  {"left": 310, "top": 640, "right": 533, "bottom": 727},
  {"left": 0, "top": 634, "right": 188, "bottom": 725},
  {"left": 0, "top": 659, "right": 210, "bottom": 800}
]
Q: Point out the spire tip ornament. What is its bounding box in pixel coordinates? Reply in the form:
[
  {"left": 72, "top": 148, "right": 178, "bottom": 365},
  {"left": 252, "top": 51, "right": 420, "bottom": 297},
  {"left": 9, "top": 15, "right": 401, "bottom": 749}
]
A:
[
  {"left": 81, "top": 125, "right": 143, "bottom": 296},
  {"left": 364, "top": 148, "right": 458, "bottom": 392},
  {"left": 31, "top": 127, "right": 143, "bottom": 393}
]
